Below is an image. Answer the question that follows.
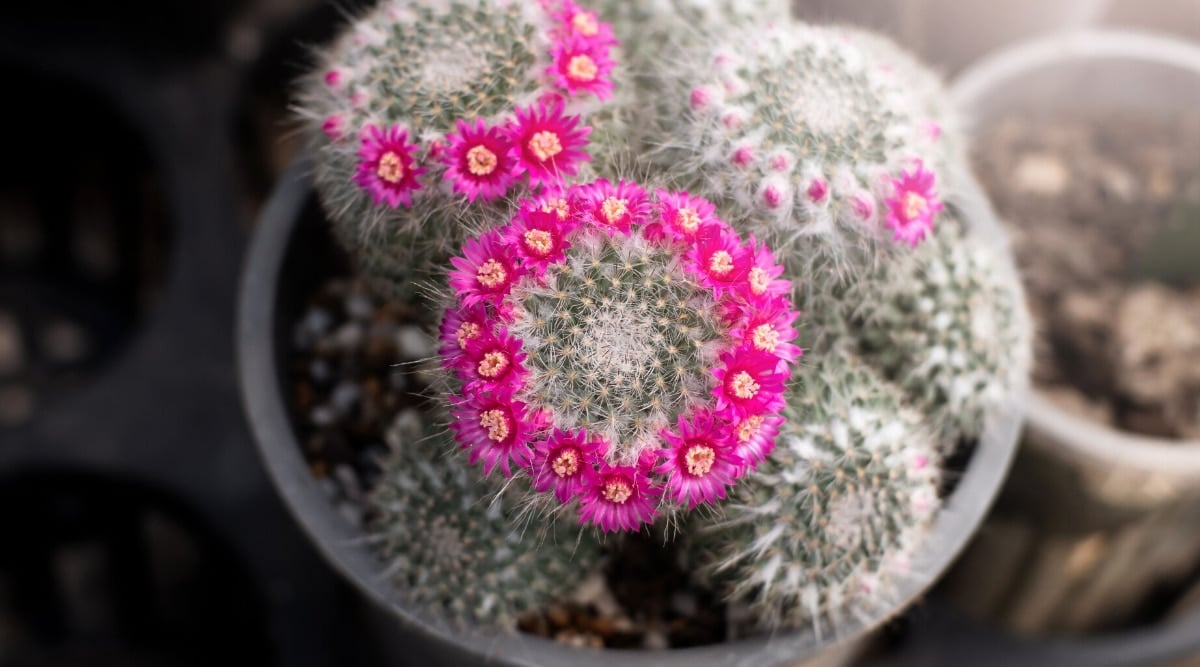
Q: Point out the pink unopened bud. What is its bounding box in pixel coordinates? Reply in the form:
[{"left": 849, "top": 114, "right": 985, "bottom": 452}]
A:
[
  {"left": 321, "top": 115, "right": 344, "bottom": 139},
  {"left": 723, "top": 113, "right": 742, "bottom": 130},
  {"left": 690, "top": 87, "right": 711, "bottom": 111},
  {"left": 762, "top": 184, "right": 783, "bottom": 209},
  {"left": 324, "top": 70, "right": 342, "bottom": 87},
  {"left": 768, "top": 154, "right": 790, "bottom": 172},
  {"left": 732, "top": 147, "right": 754, "bottom": 168},
  {"left": 922, "top": 121, "right": 942, "bottom": 141},
  {"left": 851, "top": 194, "right": 875, "bottom": 221},
  {"left": 806, "top": 178, "right": 828, "bottom": 203}
]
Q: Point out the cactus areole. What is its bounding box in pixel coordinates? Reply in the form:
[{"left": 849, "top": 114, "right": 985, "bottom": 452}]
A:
[{"left": 439, "top": 181, "right": 801, "bottom": 532}]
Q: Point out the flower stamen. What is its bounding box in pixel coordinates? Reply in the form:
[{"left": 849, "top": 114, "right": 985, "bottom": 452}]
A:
[
  {"left": 377, "top": 151, "right": 404, "bottom": 183},
  {"left": 466, "top": 144, "right": 498, "bottom": 176},
  {"left": 476, "top": 259, "right": 508, "bottom": 288},
  {"left": 730, "top": 371, "right": 760, "bottom": 399},
  {"left": 478, "top": 351, "right": 510, "bottom": 378},
  {"left": 480, "top": 409, "right": 510, "bottom": 442},
  {"left": 529, "top": 131, "right": 564, "bottom": 162}
]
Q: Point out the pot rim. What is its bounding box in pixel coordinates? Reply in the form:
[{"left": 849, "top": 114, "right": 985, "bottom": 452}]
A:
[
  {"left": 951, "top": 28, "right": 1200, "bottom": 473},
  {"left": 236, "top": 158, "right": 1024, "bottom": 667}
]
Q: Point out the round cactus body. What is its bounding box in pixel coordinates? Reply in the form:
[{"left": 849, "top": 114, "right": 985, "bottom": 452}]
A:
[
  {"left": 369, "top": 407, "right": 603, "bottom": 630},
  {"left": 636, "top": 22, "right": 954, "bottom": 299},
  {"left": 692, "top": 355, "right": 940, "bottom": 633},
  {"left": 435, "top": 181, "right": 802, "bottom": 532},
  {"left": 299, "top": 0, "right": 624, "bottom": 301},
  {"left": 855, "top": 210, "right": 1033, "bottom": 444}
]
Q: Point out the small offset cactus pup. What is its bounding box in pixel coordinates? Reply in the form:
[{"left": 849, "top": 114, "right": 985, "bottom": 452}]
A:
[{"left": 293, "top": 0, "right": 1030, "bottom": 647}]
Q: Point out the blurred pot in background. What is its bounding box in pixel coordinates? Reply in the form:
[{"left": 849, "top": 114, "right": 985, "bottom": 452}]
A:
[
  {"left": 942, "top": 29, "right": 1200, "bottom": 639},
  {"left": 793, "top": 0, "right": 1200, "bottom": 75}
]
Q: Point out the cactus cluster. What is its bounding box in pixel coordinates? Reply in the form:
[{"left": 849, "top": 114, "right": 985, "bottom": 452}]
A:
[
  {"left": 436, "top": 181, "right": 800, "bottom": 532},
  {"left": 297, "top": 0, "right": 1030, "bottom": 642}
]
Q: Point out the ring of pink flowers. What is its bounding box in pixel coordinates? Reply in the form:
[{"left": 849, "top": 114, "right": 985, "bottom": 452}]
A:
[{"left": 441, "top": 183, "right": 802, "bottom": 531}]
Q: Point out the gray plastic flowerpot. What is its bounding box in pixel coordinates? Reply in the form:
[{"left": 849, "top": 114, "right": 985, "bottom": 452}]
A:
[
  {"left": 236, "top": 157, "right": 1025, "bottom": 666},
  {"left": 943, "top": 29, "right": 1200, "bottom": 638}
]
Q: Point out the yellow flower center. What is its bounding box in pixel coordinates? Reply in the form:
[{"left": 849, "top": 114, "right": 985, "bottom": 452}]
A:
[
  {"left": 528, "top": 131, "right": 564, "bottom": 162},
  {"left": 748, "top": 267, "right": 770, "bottom": 295},
  {"left": 752, "top": 323, "right": 779, "bottom": 352},
  {"left": 477, "top": 351, "right": 510, "bottom": 378},
  {"left": 480, "top": 409, "right": 510, "bottom": 442},
  {"left": 465, "top": 144, "right": 498, "bottom": 176},
  {"left": 730, "top": 371, "right": 760, "bottom": 399},
  {"left": 523, "top": 229, "right": 554, "bottom": 256},
  {"left": 476, "top": 259, "right": 508, "bottom": 288},
  {"left": 600, "top": 197, "right": 628, "bottom": 225},
  {"left": 902, "top": 191, "right": 928, "bottom": 220},
  {"left": 567, "top": 55, "right": 598, "bottom": 83},
  {"left": 572, "top": 12, "right": 599, "bottom": 36},
  {"left": 677, "top": 207, "right": 701, "bottom": 233},
  {"left": 684, "top": 445, "right": 716, "bottom": 476},
  {"left": 455, "top": 321, "right": 482, "bottom": 348},
  {"left": 377, "top": 151, "right": 404, "bottom": 183},
  {"left": 708, "top": 250, "right": 734, "bottom": 276},
  {"left": 602, "top": 478, "right": 633, "bottom": 504},
  {"left": 541, "top": 197, "right": 570, "bottom": 220},
  {"left": 737, "top": 415, "right": 765, "bottom": 442},
  {"left": 551, "top": 449, "right": 580, "bottom": 478}
]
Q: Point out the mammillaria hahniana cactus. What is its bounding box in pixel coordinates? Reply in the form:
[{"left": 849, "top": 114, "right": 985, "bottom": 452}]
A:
[
  {"left": 435, "top": 181, "right": 801, "bottom": 532},
  {"left": 690, "top": 355, "right": 941, "bottom": 635},
  {"left": 298, "top": 0, "right": 625, "bottom": 300},
  {"left": 370, "top": 405, "right": 603, "bottom": 628},
  {"left": 294, "top": 0, "right": 1030, "bottom": 641},
  {"left": 855, "top": 208, "right": 1032, "bottom": 443},
  {"left": 622, "top": 19, "right": 1030, "bottom": 445},
  {"left": 639, "top": 21, "right": 951, "bottom": 278}
]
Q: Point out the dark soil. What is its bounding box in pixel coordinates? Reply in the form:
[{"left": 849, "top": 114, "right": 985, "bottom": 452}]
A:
[{"left": 973, "top": 111, "right": 1200, "bottom": 440}]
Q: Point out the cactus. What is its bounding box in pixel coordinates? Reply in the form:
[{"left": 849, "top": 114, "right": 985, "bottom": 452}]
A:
[
  {"left": 629, "top": 22, "right": 953, "bottom": 305},
  {"left": 297, "top": 0, "right": 625, "bottom": 301},
  {"left": 434, "top": 181, "right": 802, "bottom": 533},
  {"left": 369, "top": 405, "right": 603, "bottom": 629},
  {"left": 854, "top": 208, "right": 1033, "bottom": 443},
  {"left": 690, "top": 355, "right": 941, "bottom": 635},
  {"left": 297, "top": 0, "right": 1031, "bottom": 640}
]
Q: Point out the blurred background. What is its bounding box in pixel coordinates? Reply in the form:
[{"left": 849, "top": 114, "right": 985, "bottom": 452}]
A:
[{"left": 0, "top": 1, "right": 1197, "bottom": 665}]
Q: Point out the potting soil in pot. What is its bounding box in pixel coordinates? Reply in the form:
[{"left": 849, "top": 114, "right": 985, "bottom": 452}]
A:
[
  {"left": 972, "top": 111, "right": 1200, "bottom": 440},
  {"left": 286, "top": 276, "right": 729, "bottom": 649}
]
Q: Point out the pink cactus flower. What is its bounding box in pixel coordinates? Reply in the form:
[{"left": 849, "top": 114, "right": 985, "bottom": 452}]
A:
[
  {"left": 578, "top": 459, "right": 660, "bottom": 532},
  {"left": 549, "top": 37, "right": 615, "bottom": 100},
  {"left": 689, "top": 224, "right": 752, "bottom": 295},
  {"left": 442, "top": 118, "right": 518, "bottom": 202},
  {"left": 657, "top": 411, "right": 742, "bottom": 508},
  {"left": 353, "top": 124, "right": 425, "bottom": 207},
  {"left": 448, "top": 229, "right": 523, "bottom": 308},
  {"left": 531, "top": 429, "right": 606, "bottom": 503},
  {"left": 713, "top": 347, "right": 788, "bottom": 418},
  {"left": 449, "top": 391, "right": 535, "bottom": 478},
  {"left": 507, "top": 98, "right": 591, "bottom": 187},
  {"left": 575, "top": 179, "right": 649, "bottom": 235},
  {"left": 647, "top": 190, "right": 720, "bottom": 244},
  {"left": 732, "top": 414, "right": 783, "bottom": 474},
  {"left": 885, "top": 160, "right": 942, "bottom": 247}
]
